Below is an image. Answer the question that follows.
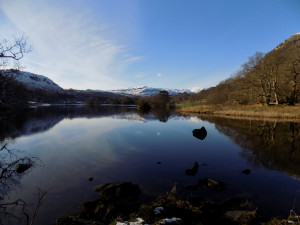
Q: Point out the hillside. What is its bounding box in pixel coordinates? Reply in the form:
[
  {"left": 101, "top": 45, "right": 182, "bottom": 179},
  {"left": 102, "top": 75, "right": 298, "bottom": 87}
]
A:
[{"left": 184, "top": 32, "right": 300, "bottom": 106}]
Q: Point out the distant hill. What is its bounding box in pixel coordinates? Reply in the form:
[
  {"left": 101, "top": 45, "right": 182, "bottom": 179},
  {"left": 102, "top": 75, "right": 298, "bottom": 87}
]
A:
[{"left": 104, "top": 86, "right": 201, "bottom": 96}]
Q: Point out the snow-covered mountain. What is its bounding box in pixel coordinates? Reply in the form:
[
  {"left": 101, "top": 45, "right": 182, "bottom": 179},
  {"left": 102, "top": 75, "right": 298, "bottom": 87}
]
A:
[
  {"left": 10, "top": 71, "right": 64, "bottom": 93},
  {"left": 105, "top": 86, "right": 201, "bottom": 96},
  {"left": 7, "top": 70, "right": 202, "bottom": 96}
]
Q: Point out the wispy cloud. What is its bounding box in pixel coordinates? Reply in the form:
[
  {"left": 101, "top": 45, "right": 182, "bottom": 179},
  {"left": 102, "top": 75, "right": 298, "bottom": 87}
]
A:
[
  {"left": 0, "top": 0, "right": 141, "bottom": 90},
  {"left": 156, "top": 73, "right": 162, "bottom": 77}
]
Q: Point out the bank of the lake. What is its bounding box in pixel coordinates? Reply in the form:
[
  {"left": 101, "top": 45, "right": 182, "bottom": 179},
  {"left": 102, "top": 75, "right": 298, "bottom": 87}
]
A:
[{"left": 177, "top": 104, "right": 300, "bottom": 121}]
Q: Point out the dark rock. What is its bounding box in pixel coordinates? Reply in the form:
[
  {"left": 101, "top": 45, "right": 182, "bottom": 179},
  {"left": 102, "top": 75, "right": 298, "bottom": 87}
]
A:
[
  {"left": 91, "top": 182, "right": 141, "bottom": 223},
  {"left": 88, "top": 177, "right": 93, "bottom": 181},
  {"left": 157, "top": 161, "right": 162, "bottom": 164},
  {"left": 16, "top": 163, "right": 32, "bottom": 173},
  {"left": 241, "top": 169, "right": 251, "bottom": 175},
  {"left": 185, "top": 161, "right": 199, "bottom": 176},
  {"left": 192, "top": 127, "right": 207, "bottom": 140},
  {"left": 95, "top": 182, "right": 141, "bottom": 203},
  {"left": 198, "top": 178, "right": 226, "bottom": 191},
  {"left": 80, "top": 200, "right": 100, "bottom": 218}
]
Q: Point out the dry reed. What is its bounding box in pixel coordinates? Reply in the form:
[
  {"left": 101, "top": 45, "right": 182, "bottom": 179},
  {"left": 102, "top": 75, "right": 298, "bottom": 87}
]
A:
[{"left": 177, "top": 104, "right": 300, "bottom": 120}]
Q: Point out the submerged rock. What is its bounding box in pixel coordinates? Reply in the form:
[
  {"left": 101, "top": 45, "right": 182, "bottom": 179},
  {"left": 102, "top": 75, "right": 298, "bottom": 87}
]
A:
[
  {"left": 198, "top": 178, "right": 227, "bottom": 191},
  {"left": 95, "top": 181, "right": 141, "bottom": 203},
  {"left": 185, "top": 161, "right": 199, "bottom": 176},
  {"left": 185, "top": 178, "right": 227, "bottom": 192},
  {"left": 242, "top": 169, "right": 251, "bottom": 175},
  {"left": 16, "top": 163, "right": 32, "bottom": 173},
  {"left": 192, "top": 127, "right": 207, "bottom": 140}
]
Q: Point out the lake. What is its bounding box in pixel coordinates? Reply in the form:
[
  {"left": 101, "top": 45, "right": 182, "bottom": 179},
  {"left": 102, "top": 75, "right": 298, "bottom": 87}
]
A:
[{"left": 1, "top": 105, "right": 300, "bottom": 225}]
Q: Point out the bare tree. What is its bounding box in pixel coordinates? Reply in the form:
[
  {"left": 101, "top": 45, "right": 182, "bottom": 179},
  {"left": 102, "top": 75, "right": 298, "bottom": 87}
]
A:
[
  {"left": 0, "top": 35, "right": 31, "bottom": 64},
  {"left": 286, "top": 56, "right": 300, "bottom": 105},
  {"left": 0, "top": 35, "right": 31, "bottom": 107}
]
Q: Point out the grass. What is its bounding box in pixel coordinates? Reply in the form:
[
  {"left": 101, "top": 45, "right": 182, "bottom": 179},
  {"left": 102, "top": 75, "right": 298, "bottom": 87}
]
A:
[{"left": 176, "top": 104, "right": 300, "bottom": 120}]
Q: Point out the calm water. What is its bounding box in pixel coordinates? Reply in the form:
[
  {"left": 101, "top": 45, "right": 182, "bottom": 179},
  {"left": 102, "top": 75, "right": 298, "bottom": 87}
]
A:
[{"left": 1, "top": 105, "right": 300, "bottom": 224}]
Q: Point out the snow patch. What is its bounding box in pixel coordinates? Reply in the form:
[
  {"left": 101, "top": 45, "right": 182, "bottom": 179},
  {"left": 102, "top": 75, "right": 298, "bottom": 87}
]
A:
[
  {"left": 160, "top": 217, "right": 182, "bottom": 224},
  {"left": 154, "top": 207, "right": 164, "bottom": 214}
]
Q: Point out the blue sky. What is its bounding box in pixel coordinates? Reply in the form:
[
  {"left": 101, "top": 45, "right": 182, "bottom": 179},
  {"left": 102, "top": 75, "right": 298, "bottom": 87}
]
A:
[{"left": 0, "top": 0, "right": 299, "bottom": 90}]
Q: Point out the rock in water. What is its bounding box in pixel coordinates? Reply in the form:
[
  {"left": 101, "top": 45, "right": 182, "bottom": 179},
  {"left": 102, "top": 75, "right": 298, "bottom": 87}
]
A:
[
  {"left": 192, "top": 127, "right": 207, "bottom": 140},
  {"left": 185, "top": 161, "right": 199, "bottom": 176},
  {"left": 16, "top": 163, "right": 32, "bottom": 173},
  {"left": 198, "top": 178, "right": 226, "bottom": 191},
  {"left": 242, "top": 169, "right": 251, "bottom": 175}
]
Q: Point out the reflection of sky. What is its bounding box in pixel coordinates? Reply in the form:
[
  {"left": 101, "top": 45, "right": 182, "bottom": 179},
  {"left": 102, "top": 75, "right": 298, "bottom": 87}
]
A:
[{"left": 4, "top": 113, "right": 300, "bottom": 224}]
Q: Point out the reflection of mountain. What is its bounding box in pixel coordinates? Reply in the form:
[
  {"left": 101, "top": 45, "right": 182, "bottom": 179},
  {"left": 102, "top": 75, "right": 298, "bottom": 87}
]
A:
[
  {"left": 201, "top": 116, "right": 300, "bottom": 177},
  {"left": 0, "top": 106, "right": 200, "bottom": 141}
]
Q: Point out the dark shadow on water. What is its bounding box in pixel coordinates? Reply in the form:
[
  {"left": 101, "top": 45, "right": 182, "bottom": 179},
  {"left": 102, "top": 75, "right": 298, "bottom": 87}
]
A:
[{"left": 199, "top": 116, "right": 300, "bottom": 178}]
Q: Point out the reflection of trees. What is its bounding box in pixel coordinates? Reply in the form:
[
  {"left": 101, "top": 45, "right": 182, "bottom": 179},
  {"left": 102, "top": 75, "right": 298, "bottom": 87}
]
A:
[
  {"left": 202, "top": 116, "right": 300, "bottom": 177},
  {"left": 138, "top": 108, "right": 172, "bottom": 122},
  {"left": 152, "top": 109, "right": 172, "bottom": 122},
  {"left": 0, "top": 142, "right": 45, "bottom": 225}
]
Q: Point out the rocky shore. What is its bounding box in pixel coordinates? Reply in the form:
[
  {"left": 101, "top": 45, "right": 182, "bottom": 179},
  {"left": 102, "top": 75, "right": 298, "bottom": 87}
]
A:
[{"left": 54, "top": 181, "right": 299, "bottom": 225}]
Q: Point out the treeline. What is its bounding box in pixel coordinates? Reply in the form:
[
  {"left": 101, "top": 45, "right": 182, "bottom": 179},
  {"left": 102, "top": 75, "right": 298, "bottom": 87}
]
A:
[
  {"left": 176, "top": 34, "right": 300, "bottom": 106},
  {"left": 85, "top": 95, "right": 137, "bottom": 106},
  {"left": 137, "top": 90, "right": 175, "bottom": 111}
]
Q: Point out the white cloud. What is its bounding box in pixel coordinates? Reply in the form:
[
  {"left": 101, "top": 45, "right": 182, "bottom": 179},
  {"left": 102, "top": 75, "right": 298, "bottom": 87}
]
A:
[
  {"left": 156, "top": 73, "right": 162, "bottom": 77},
  {"left": 0, "top": 0, "right": 141, "bottom": 90}
]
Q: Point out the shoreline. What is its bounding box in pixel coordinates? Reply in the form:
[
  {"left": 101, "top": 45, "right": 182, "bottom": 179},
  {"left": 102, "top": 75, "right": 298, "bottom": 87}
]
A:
[{"left": 176, "top": 105, "right": 300, "bottom": 121}]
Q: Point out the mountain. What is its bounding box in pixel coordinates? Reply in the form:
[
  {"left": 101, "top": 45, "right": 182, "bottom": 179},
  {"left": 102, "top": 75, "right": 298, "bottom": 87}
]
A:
[
  {"left": 105, "top": 86, "right": 200, "bottom": 96},
  {"left": 10, "top": 71, "right": 64, "bottom": 93}
]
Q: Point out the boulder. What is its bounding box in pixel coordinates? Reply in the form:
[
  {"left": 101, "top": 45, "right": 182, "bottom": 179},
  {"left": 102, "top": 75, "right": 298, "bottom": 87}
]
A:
[{"left": 192, "top": 127, "right": 207, "bottom": 140}]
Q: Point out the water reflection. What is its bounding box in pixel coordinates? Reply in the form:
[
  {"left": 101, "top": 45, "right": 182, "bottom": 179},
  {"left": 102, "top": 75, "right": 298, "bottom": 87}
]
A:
[
  {"left": 0, "top": 105, "right": 175, "bottom": 142},
  {"left": 201, "top": 116, "right": 300, "bottom": 178},
  {"left": 1, "top": 106, "right": 300, "bottom": 223}
]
